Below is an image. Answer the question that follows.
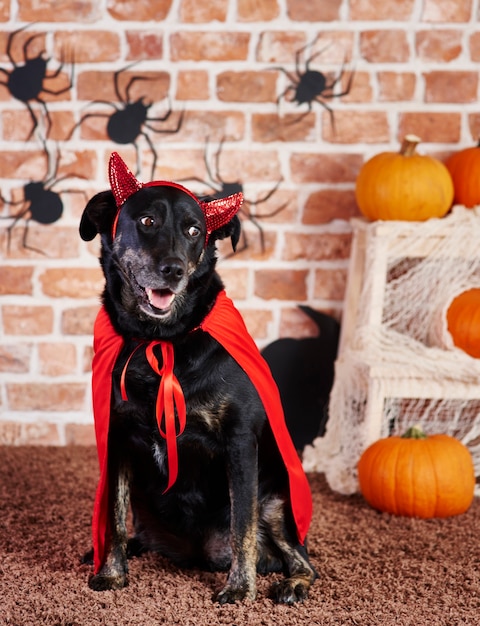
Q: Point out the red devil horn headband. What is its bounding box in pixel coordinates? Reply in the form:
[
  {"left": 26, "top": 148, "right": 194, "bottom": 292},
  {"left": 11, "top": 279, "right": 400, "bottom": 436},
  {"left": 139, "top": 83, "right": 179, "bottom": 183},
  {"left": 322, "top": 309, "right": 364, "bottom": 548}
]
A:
[{"left": 109, "top": 152, "right": 243, "bottom": 244}]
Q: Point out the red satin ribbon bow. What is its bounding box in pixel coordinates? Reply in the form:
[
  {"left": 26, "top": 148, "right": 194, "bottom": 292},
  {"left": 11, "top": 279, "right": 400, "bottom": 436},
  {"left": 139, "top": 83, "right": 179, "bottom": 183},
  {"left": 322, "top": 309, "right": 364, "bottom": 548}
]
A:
[{"left": 120, "top": 341, "right": 187, "bottom": 493}]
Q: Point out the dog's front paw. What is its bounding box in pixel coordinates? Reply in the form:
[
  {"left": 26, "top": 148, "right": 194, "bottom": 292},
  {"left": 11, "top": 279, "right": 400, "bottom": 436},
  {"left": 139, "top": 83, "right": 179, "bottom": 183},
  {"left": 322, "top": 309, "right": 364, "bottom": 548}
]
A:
[
  {"left": 269, "top": 579, "right": 309, "bottom": 604},
  {"left": 214, "top": 584, "right": 256, "bottom": 605},
  {"left": 88, "top": 572, "right": 128, "bottom": 591}
]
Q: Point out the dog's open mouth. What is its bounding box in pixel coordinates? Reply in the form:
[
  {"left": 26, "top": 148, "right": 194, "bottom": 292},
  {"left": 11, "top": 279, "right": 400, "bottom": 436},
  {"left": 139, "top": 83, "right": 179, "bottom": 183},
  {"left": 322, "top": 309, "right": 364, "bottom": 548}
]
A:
[{"left": 145, "top": 288, "right": 176, "bottom": 313}]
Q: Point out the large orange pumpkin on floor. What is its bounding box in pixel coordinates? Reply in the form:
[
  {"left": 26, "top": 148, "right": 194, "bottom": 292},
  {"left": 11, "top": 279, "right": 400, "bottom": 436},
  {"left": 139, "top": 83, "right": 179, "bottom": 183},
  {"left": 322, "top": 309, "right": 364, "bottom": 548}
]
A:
[
  {"left": 446, "top": 288, "right": 480, "bottom": 358},
  {"left": 355, "top": 135, "right": 454, "bottom": 221},
  {"left": 445, "top": 141, "right": 480, "bottom": 208},
  {"left": 357, "top": 426, "right": 475, "bottom": 518}
]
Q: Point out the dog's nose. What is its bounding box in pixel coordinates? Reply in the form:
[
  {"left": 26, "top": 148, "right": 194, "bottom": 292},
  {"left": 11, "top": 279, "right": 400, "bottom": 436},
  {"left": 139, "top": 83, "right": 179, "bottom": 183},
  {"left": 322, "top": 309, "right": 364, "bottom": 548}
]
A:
[{"left": 159, "top": 262, "right": 185, "bottom": 281}]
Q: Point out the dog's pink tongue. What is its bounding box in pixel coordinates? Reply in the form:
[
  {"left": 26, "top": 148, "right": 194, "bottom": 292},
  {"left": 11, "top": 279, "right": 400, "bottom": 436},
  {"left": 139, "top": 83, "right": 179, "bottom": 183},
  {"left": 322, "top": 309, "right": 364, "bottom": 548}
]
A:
[{"left": 147, "top": 288, "right": 175, "bottom": 310}]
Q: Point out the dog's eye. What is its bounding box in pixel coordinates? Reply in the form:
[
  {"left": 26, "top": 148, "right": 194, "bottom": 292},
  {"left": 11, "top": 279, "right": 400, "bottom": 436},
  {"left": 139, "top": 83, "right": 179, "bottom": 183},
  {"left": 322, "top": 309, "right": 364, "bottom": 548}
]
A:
[
  {"left": 188, "top": 226, "right": 201, "bottom": 238},
  {"left": 140, "top": 216, "right": 155, "bottom": 227}
]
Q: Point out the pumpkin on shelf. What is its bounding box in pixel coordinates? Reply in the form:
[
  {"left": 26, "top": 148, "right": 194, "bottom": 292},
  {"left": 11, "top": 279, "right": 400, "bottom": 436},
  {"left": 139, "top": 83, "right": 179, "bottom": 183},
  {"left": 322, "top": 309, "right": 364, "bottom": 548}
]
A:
[
  {"left": 445, "top": 140, "right": 480, "bottom": 208},
  {"left": 357, "top": 425, "right": 475, "bottom": 519},
  {"left": 446, "top": 288, "right": 480, "bottom": 358},
  {"left": 355, "top": 134, "right": 454, "bottom": 221}
]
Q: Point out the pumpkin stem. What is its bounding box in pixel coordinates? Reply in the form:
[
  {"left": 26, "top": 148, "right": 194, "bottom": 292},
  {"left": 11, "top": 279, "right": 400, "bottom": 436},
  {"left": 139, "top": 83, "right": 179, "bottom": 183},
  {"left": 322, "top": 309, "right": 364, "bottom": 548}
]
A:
[
  {"left": 400, "top": 134, "right": 421, "bottom": 157},
  {"left": 402, "top": 424, "right": 427, "bottom": 439}
]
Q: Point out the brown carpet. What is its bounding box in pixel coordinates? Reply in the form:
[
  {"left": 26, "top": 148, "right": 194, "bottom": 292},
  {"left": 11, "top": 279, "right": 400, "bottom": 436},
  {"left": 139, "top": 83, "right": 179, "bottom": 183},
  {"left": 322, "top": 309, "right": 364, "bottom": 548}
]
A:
[{"left": 0, "top": 446, "right": 479, "bottom": 626}]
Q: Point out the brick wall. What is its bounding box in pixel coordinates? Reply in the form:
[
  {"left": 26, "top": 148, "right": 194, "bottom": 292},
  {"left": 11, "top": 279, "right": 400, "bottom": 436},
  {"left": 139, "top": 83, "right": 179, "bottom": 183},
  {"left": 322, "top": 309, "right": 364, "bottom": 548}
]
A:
[{"left": 1, "top": 0, "right": 479, "bottom": 444}]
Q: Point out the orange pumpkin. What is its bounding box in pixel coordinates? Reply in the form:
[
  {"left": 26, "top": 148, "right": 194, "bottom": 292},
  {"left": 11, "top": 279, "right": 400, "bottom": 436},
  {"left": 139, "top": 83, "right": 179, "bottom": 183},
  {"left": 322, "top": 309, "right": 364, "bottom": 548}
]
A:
[
  {"left": 355, "top": 135, "right": 454, "bottom": 221},
  {"left": 357, "top": 425, "right": 475, "bottom": 518},
  {"left": 446, "top": 288, "right": 480, "bottom": 358},
  {"left": 445, "top": 141, "right": 480, "bottom": 208}
]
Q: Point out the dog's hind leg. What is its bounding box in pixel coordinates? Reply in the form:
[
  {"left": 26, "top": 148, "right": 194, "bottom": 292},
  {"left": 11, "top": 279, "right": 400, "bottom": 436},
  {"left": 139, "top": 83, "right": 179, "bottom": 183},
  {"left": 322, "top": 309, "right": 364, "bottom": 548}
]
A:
[
  {"left": 89, "top": 453, "right": 131, "bottom": 591},
  {"left": 261, "top": 497, "right": 316, "bottom": 604}
]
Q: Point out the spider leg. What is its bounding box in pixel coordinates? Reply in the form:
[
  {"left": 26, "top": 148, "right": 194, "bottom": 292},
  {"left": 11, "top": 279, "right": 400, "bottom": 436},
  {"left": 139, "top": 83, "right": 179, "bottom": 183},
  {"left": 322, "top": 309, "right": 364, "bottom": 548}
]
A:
[
  {"left": 315, "top": 98, "right": 336, "bottom": 132},
  {"left": 244, "top": 178, "right": 283, "bottom": 209},
  {"left": 141, "top": 130, "right": 158, "bottom": 180},
  {"left": 1, "top": 203, "right": 29, "bottom": 253},
  {"left": 6, "top": 24, "right": 33, "bottom": 66},
  {"left": 45, "top": 43, "right": 75, "bottom": 90},
  {"left": 67, "top": 107, "right": 115, "bottom": 140},
  {"left": 113, "top": 63, "right": 139, "bottom": 102},
  {"left": 305, "top": 43, "right": 332, "bottom": 71},
  {"left": 31, "top": 98, "right": 53, "bottom": 141},
  {"left": 20, "top": 217, "right": 48, "bottom": 256},
  {"left": 145, "top": 108, "right": 184, "bottom": 133},
  {"left": 24, "top": 100, "right": 40, "bottom": 140}
]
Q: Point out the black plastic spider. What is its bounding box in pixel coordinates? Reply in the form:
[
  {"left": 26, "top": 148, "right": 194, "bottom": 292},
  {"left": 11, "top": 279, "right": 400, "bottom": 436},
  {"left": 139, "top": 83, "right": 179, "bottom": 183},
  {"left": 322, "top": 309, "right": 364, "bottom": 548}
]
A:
[
  {"left": 0, "top": 141, "right": 85, "bottom": 255},
  {"left": 272, "top": 37, "right": 354, "bottom": 127},
  {"left": 0, "top": 24, "right": 74, "bottom": 140},
  {"left": 68, "top": 63, "right": 184, "bottom": 180},
  {"left": 181, "top": 137, "right": 287, "bottom": 253}
]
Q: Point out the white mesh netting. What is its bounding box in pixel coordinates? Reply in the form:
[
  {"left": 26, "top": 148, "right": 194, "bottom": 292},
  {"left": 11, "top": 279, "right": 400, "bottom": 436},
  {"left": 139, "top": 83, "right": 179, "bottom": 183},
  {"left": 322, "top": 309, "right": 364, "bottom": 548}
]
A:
[{"left": 303, "top": 206, "right": 480, "bottom": 495}]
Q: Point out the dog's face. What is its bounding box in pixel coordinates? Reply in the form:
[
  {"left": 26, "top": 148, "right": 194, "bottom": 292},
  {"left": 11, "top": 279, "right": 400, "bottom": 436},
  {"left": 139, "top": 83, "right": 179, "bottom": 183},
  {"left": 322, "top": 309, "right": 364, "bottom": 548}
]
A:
[
  {"left": 112, "top": 186, "right": 206, "bottom": 321},
  {"left": 80, "top": 185, "right": 240, "bottom": 326}
]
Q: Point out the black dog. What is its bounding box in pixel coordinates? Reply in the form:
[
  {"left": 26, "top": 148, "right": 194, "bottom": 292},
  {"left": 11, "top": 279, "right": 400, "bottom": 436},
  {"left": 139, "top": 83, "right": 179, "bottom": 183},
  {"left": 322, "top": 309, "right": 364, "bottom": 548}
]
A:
[{"left": 80, "top": 153, "right": 315, "bottom": 604}]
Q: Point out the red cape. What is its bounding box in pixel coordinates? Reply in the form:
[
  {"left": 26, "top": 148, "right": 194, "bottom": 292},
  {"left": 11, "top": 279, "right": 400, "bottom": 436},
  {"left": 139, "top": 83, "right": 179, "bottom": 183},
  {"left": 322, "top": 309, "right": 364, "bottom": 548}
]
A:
[{"left": 91, "top": 290, "right": 312, "bottom": 573}]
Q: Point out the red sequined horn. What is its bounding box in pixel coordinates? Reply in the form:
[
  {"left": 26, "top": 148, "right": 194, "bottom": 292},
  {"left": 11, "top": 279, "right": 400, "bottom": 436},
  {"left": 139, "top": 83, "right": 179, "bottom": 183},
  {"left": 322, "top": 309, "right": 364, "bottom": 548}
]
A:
[{"left": 108, "top": 152, "right": 243, "bottom": 244}]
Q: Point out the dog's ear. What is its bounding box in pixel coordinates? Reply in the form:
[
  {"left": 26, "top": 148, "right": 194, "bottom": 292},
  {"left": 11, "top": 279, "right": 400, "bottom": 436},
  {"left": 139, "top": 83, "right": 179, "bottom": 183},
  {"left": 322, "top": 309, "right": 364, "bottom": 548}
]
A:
[
  {"left": 80, "top": 190, "right": 117, "bottom": 241},
  {"left": 208, "top": 214, "right": 241, "bottom": 251}
]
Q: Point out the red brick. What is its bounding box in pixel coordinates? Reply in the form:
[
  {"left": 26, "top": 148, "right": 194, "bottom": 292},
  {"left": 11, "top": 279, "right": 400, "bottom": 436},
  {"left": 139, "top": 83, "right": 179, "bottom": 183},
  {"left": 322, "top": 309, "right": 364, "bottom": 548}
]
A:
[
  {"left": 217, "top": 71, "right": 277, "bottom": 103},
  {"left": 287, "top": 0, "right": 342, "bottom": 20},
  {"left": 62, "top": 306, "right": 100, "bottom": 335},
  {"left": 0, "top": 344, "right": 32, "bottom": 373},
  {"left": 254, "top": 269, "right": 308, "bottom": 301},
  {"left": 0, "top": 422, "right": 61, "bottom": 445},
  {"left": 322, "top": 111, "right": 390, "bottom": 144},
  {"left": 65, "top": 423, "right": 96, "bottom": 446},
  {"left": 161, "top": 111, "right": 245, "bottom": 143},
  {"left": 468, "top": 114, "right": 480, "bottom": 142},
  {"left": 38, "top": 342, "right": 77, "bottom": 376},
  {"left": 217, "top": 228, "right": 277, "bottom": 261},
  {"left": 350, "top": 0, "right": 415, "bottom": 20},
  {"left": 2, "top": 306, "right": 54, "bottom": 335},
  {"left": 282, "top": 233, "right": 352, "bottom": 261},
  {"left": 194, "top": 148, "right": 282, "bottom": 183},
  {"left": 238, "top": 0, "right": 279, "bottom": 21},
  {"left": 278, "top": 307, "right": 326, "bottom": 339},
  {"left": 0, "top": 29, "right": 45, "bottom": 63},
  {"left": 252, "top": 113, "right": 316, "bottom": 142},
  {"left": 360, "top": 30, "right": 410, "bottom": 63},
  {"left": 238, "top": 309, "right": 274, "bottom": 341},
  {"left": 1, "top": 225, "right": 81, "bottom": 260},
  {"left": 216, "top": 267, "right": 249, "bottom": 299},
  {"left": 416, "top": 30, "right": 463, "bottom": 62},
  {"left": 421, "top": 0, "right": 472, "bottom": 22},
  {"left": 83, "top": 345, "right": 94, "bottom": 373},
  {"left": 177, "top": 70, "right": 210, "bottom": 100},
  {"left": 19, "top": 1, "right": 101, "bottom": 21},
  {"left": 0, "top": 3, "right": 9, "bottom": 20},
  {"left": 126, "top": 31, "right": 163, "bottom": 60},
  {"left": 341, "top": 71, "right": 373, "bottom": 103},
  {"left": 378, "top": 72, "right": 416, "bottom": 101},
  {"left": 40, "top": 267, "right": 103, "bottom": 298},
  {"left": 7, "top": 383, "right": 86, "bottom": 411},
  {"left": 0, "top": 149, "right": 48, "bottom": 179},
  {"left": 107, "top": 0, "right": 172, "bottom": 21},
  {"left": 0, "top": 266, "right": 33, "bottom": 295},
  {"left": 76, "top": 70, "right": 170, "bottom": 103},
  {"left": 424, "top": 71, "right": 478, "bottom": 103},
  {"left": 302, "top": 189, "right": 360, "bottom": 224},
  {"left": 170, "top": 32, "right": 250, "bottom": 62},
  {"left": 290, "top": 152, "right": 364, "bottom": 184},
  {"left": 55, "top": 30, "right": 120, "bottom": 63},
  {"left": 470, "top": 32, "right": 480, "bottom": 62},
  {"left": 313, "top": 268, "right": 347, "bottom": 301},
  {"left": 398, "top": 112, "right": 461, "bottom": 143},
  {"left": 180, "top": 0, "right": 228, "bottom": 21},
  {"left": 256, "top": 31, "right": 306, "bottom": 64}
]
